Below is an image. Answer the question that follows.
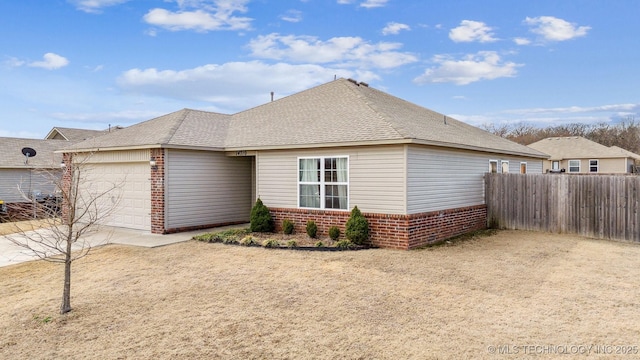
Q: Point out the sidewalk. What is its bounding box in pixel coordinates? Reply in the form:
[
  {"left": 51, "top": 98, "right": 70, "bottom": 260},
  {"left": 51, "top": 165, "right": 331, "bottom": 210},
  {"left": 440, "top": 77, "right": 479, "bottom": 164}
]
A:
[{"left": 0, "top": 224, "right": 248, "bottom": 268}]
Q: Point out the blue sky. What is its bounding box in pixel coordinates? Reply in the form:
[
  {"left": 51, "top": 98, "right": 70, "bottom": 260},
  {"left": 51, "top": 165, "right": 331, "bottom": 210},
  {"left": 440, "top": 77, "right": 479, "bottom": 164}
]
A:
[{"left": 1, "top": 0, "right": 638, "bottom": 138}]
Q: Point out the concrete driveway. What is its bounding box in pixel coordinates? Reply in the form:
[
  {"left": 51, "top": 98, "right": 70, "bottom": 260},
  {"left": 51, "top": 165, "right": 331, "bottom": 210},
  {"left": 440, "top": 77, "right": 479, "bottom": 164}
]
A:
[{"left": 0, "top": 224, "right": 248, "bottom": 268}]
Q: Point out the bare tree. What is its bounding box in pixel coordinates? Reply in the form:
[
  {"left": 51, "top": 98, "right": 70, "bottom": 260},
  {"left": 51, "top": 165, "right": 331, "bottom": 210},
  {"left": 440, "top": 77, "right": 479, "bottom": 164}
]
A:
[{"left": 5, "top": 152, "right": 122, "bottom": 314}]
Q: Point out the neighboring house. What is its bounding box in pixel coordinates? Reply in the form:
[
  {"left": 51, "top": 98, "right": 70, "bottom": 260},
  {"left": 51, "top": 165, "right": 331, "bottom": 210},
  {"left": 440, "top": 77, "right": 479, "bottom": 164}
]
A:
[
  {"left": 46, "top": 127, "right": 114, "bottom": 142},
  {"left": 0, "top": 127, "right": 111, "bottom": 218},
  {"left": 527, "top": 136, "right": 640, "bottom": 174},
  {"left": 63, "top": 78, "right": 548, "bottom": 249},
  {"left": 0, "top": 138, "right": 63, "bottom": 214}
]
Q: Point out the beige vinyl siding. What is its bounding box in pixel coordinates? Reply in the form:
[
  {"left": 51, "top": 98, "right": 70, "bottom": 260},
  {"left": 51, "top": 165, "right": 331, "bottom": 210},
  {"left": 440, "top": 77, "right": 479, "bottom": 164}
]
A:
[
  {"left": 256, "top": 145, "right": 406, "bottom": 214},
  {"left": 407, "top": 145, "right": 543, "bottom": 214},
  {"left": 0, "top": 169, "right": 59, "bottom": 203},
  {"left": 166, "top": 149, "right": 252, "bottom": 229},
  {"left": 78, "top": 149, "right": 150, "bottom": 164}
]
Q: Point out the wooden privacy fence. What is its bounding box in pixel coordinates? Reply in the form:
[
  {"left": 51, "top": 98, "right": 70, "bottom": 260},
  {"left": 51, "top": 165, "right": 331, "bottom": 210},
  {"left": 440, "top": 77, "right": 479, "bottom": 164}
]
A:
[{"left": 485, "top": 173, "right": 640, "bottom": 242}]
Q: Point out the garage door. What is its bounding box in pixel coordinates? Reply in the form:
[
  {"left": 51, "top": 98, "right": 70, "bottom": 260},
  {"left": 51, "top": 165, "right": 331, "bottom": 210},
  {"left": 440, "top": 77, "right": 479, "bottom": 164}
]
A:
[{"left": 82, "top": 162, "right": 151, "bottom": 231}]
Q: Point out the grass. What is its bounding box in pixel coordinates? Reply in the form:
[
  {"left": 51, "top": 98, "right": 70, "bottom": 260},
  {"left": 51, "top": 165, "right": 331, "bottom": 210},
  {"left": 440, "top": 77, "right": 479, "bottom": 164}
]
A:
[{"left": 2, "top": 230, "right": 640, "bottom": 359}]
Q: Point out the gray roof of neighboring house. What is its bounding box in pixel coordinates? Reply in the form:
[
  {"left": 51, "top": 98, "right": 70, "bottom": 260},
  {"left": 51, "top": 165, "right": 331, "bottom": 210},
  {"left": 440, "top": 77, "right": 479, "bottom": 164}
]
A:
[
  {"left": 67, "top": 78, "right": 548, "bottom": 158},
  {"left": 45, "top": 127, "right": 112, "bottom": 142},
  {"left": 527, "top": 136, "right": 639, "bottom": 160},
  {"left": 610, "top": 146, "right": 640, "bottom": 160},
  {"left": 65, "top": 109, "right": 231, "bottom": 151},
  {"left": 0, "top": 138, "right": 64, "bottom": 169}
]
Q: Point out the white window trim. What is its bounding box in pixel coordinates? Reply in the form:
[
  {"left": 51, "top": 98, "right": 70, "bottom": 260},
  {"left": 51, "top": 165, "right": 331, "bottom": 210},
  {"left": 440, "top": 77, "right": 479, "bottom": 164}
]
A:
[
  {"left": 589, "top": 159, "right": 599, "bottom": 173},
  {"left": 489, "top": 160, "right": 498, "bottom": 173},
  {"left": 297, "top": 156, "right": 349, "bottom": 210},
  {"left": 568, "top": 159, "right": 581, "bottom": 173},
  {"left": 520, "top": 162, "right": 527, "bottom": 174},
  {"left": 501, "top": 160, "right": 510, "bottom": 173}
]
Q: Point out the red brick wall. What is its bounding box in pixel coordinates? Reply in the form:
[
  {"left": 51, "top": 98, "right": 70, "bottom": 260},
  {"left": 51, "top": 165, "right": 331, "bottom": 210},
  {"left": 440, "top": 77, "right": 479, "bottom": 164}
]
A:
[
  {"left": 270, "top": 205, "right": 487, "bottom": 250},
  {"left": 150, "top": 148, "right": 165, "bottom": 234}
]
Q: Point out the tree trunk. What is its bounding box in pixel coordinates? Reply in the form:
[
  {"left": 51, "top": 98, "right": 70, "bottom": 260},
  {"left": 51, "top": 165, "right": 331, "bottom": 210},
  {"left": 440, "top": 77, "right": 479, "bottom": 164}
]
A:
[{"left": 60, "top": 244, "right": 73, "bottom": 314}]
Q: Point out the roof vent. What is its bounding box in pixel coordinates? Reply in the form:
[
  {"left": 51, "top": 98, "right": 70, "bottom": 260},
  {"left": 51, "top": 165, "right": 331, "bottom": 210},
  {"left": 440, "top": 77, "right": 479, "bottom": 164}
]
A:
[
  {"left": 347, "top": 78, "right": 358, "bottom": 85},
  {"left": 359, "top": 82, "right": 369, "bottom": 87}
]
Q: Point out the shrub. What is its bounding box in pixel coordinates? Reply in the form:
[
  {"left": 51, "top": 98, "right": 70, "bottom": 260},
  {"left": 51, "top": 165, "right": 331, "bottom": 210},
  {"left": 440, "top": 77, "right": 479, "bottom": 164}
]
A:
[
  {"left": 282, "top": 219, "right": 294, "bottom": 235},
  {"left": 306, "top": 220, "right": 318, "bottom": 238},
  {"left": 314, "top": 241, "right": 324, "bottom": 247},
  {"left": 286, "top": 240, "right": 298, "bottom": 248},
  {"left": 345, "top": 206, "right": 369, "bottom": 245},
  {"left": 335, "top": 239, "right": 355, "bottom": 250},
  {"left": 240, "top": 235, "right": 257, "bottom": 246},
  {"left": 250, "top": 198, "right": 274, "bottom": 233},
  {"left": 328, "top": 226, "right": 341, "bottom": 241},
  {"left": 262, "top": 239, "right": 280, "bottom": 248}
]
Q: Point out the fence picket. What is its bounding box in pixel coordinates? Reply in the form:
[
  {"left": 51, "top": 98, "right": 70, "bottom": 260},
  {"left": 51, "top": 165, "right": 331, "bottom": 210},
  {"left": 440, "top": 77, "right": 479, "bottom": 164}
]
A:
[{"left": 485, "top": 173, "right": 640, "bottom": 242}]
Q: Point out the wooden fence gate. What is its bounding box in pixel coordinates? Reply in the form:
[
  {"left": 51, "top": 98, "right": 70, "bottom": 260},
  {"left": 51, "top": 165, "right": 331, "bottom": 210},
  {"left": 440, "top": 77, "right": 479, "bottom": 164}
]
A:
[{"left": 485, "top": 173, "right": 640, "bottom": 242}]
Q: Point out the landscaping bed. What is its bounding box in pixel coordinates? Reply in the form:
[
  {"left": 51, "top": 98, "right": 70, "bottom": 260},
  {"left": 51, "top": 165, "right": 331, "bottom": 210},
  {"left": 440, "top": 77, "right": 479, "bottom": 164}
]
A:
[{"left": 192, "top": 228, "right": 369, "bottom": 250}]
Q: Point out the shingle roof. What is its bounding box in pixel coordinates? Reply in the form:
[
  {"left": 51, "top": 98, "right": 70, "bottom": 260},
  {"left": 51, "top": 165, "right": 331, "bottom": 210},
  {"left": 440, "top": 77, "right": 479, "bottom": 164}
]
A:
[
  {"left": 66, "top": 78, "right": 547, "bottom": 158},
  {"left": 610, "top": 146, "right": 640, "bottom": 160},
  {"left": 67, "top": 109, "right": 231, "bottom": 151},
  {"left": 0, "top": 138, "right": 64, "bottom": 168},
  {"left": 527, "top": 137, "right": 637, "bottom": 160},
  {"left": 45, "top": 127, "right": 111, "bottom": 142}
]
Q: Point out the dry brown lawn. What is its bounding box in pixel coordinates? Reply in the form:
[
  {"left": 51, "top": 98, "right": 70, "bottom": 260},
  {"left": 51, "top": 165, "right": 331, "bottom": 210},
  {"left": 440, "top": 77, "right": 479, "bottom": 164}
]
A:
[
  {"left": 0, "top": 219, "right": 55, "bottom": 236},
  {"left": 1, "top": 230, "right": 640, "bottom": 359}
]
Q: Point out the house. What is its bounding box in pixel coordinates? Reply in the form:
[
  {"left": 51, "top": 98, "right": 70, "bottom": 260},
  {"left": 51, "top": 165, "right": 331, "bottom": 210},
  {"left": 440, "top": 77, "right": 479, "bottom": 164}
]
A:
[
  {"left": 527, "top": 136, "right": 640, "bottom": 174},
  {"left": 0, "top": 128, "right": 110, "bottom": 219},
  {"left": 63, "top": 78, "right": 548, "bottom": 249}
]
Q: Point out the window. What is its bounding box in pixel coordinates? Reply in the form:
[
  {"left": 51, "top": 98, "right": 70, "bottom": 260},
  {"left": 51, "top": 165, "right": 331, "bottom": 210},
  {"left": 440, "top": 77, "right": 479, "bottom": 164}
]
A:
[
  {"left": 501, "top": 160, "right": 509, "bottom": 173},
  {"left": 569, "top": 160, "right": 580, "bottom": 173},
  {"left": 520, "top": 162, "right": 527, "bottom": 174},
  {"left": 552, "top": 161, "right": 560, "bottom": 170},
  {"left": 589, "top": 159, "right": 599, "bottom": 173},
  {"left": 489, "top": 160, "right": 498, "bottom": 173},
  {"left": 299, "top": 157, "right": 348, "bottom": 210}
]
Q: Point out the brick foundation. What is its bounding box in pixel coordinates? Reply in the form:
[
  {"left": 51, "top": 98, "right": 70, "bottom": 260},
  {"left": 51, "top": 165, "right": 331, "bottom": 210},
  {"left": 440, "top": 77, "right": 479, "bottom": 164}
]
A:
[
  {"left": 150, "top": 149, "right": 165, "bottom": 234},
  {"left": 270, "top": 205, "right": 487, "bottom": 250}
]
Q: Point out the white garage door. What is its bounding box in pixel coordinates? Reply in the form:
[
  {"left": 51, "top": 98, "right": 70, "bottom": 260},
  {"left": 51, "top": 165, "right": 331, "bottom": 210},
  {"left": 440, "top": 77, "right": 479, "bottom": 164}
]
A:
[{"left": 82, "top": 162, "right": 151, "bottom": 231}]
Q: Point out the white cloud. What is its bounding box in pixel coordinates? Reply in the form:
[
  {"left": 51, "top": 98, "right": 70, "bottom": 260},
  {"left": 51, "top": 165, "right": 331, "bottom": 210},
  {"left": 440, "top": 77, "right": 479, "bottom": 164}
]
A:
[
  {"left": 503, "top": 103, "right": 640, "bottom": 115},
  {"left": 117, "top": 61, "right": 379, "bottom": 111},
  {"left": 280, "top": 9, "right": 303, "bottom": 23},
  {"left": 248, "top": 33, "right": 417, "bottom": 69},
  {"left": 68, "top": 0, "right": 129, "bottom": 13},
  {"left": 414, "top": 51, "right": 521, "bottom": 85},
  {"left": 4, "top": 57, "right": 25, "bottom": 67},
  {"left": 449, "top": 20, "right": 498, "bottom": 43},
  {"left": 144, "top": 0, "right": 252, "bottom": 32},
  {"left": 337, "top": 0, "right": 388, "bottom": 8},
  {"left": 513, "top": 37, "right": 531, "bottom": 45},
  {"left": 360, "top": 0, "right": 388, "bottom": 8},
  {"left": 382, "top": 22, "right": 410, "bottom": 35},
  {"left": 28, "top": 53, "right": 70, "bottom": 70},
  {"left": 524, "top": 16, "right": 590, "bottom": 42}
]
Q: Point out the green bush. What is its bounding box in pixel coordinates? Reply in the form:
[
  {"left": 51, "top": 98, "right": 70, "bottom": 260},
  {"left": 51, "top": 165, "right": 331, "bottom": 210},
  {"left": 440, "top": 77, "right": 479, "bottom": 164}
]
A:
[
  {"left": 286, "top": 240, "right": 298, "bottom": 248},
  {"left": 314, "top": 241, "right": 324, "bottom": 247},
  {"left": 328, "top": 226, "right": 341, "bottom": 241},
  {"left": 345, "top": 206, "right": 369, "bottom": 245},
  {"left": 306, "top": 220, "right": 318, "bottom": 238},
  {"left": 282, "top": 219, "right": 294, "bottom": 235},
  {"left": 250, "top": 198, "right": 274, "bottom": 233},
  {"left": 262, "top": 239, "right": 280, "bottom": 248},
  {"left": 335, "top": 239, "right": 355, "bottom": 249},
  {"left": 240, "top": 235, "right": 257, "bottom": 246}
]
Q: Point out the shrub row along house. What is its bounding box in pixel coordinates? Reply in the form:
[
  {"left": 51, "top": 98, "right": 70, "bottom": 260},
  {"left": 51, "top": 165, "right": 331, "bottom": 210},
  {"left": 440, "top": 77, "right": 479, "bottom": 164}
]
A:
[{"left": 62, "top": 78, "right": 547, "bottom": 249}]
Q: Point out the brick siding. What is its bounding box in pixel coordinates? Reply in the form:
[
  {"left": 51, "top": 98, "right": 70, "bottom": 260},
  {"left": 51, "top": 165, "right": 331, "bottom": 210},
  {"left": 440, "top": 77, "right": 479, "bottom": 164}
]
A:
[
  {"left": 150, "top": 148, "right": 165, "bottom": 234},
  {"left": 270, "top": 205, "right": 487, "bottom": 250}
]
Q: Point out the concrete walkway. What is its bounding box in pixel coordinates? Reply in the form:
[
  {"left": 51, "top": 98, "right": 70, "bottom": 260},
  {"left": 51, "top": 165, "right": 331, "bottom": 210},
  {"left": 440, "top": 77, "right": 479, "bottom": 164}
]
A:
[{"left": 0, "top": 224, "right": 248, "bottom": 268}]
